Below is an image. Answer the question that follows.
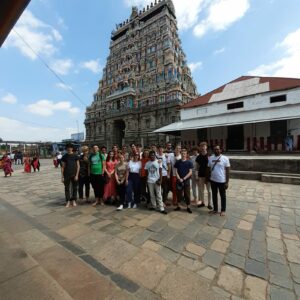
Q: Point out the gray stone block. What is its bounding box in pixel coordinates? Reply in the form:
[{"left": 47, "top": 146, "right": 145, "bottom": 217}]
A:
[
  {"left": 245, "top": 258, "right": 268, "bottom": 279},
  {"left": 202, "top": 250, "right": 224, "bottom": 268},
  {"left": 225, "top": 252, "right": 245, "bottom": 270},
  {"left": 270, "top": 285, "right": 296, "bottom": 300},
  {"left": 165, "top": 234, "right": 190, "bottom": 253}
]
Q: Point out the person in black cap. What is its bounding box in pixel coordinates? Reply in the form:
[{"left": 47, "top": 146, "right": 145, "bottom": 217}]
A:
[{"left": 61, "top": 143, "right": 80, "bottom": 207}]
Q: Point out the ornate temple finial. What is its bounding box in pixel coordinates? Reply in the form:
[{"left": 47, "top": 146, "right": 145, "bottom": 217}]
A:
[{"left": 131, "top": 6, "right": 139, "bottom": 19}]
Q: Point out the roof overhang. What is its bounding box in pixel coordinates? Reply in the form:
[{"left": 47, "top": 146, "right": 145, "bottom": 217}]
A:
[
  {"left": 154, "top": 104, "right": 300, "bottom": 134},
  {"left": 0, "top": 0, "right": 31, "bottom": 47}
]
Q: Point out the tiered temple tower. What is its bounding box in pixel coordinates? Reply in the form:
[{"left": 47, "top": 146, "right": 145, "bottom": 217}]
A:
[{"left": 85, "top": 0, "right": 198, "bottom": 147}]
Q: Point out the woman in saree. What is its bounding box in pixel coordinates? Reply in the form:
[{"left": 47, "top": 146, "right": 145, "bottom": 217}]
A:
[
  {"left": 2, "top": 154, "right": 13, "bottom": 177},
  {"left": 24, "top": 154, "right": 31, "bottom": 173}
]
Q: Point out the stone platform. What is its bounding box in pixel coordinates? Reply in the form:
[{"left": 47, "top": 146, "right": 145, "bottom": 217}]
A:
[{"left": 1, "top": 160, "right": 300, "bottom": 299}]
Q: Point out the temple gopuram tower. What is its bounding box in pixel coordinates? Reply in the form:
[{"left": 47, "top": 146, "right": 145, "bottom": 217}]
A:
[{"left": 85, "top": 0, "right": 198, "bottom": 147}]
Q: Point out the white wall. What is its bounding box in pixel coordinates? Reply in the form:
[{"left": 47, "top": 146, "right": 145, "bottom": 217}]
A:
[{"left": 181, "top": 86, "right": 300, "bottom": 123}]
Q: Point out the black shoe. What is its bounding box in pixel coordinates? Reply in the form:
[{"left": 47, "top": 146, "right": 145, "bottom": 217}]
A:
[
  {"left": 187, "top": 207, "right": 192, "bottom": 214},
  {"left": 160, "top": 210, "right": 168, "bottom": 215},
  {"left": 197, "top": 203, "right": 205, "bottom": 208},
  {"left": 174, "top": 206, "right": 181, "bottom": 211},
  {"left": 149, "top": 207, "right": 155, "bottom": 211},
  {"left": 207, "top": 205, "right": 213, "bottom": 210}
]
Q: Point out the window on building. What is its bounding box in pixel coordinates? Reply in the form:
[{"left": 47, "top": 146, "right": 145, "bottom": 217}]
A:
[
  {"left": 227, "top": 102, "right": 244, "bottom": 110},
  {"left": 270, "top": 95, "right": 287, "bottom": 103}
]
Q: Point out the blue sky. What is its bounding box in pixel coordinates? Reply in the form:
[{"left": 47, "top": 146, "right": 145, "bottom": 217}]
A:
[{"left": 1, "top": 0, "right": 300, "bottom": 141}]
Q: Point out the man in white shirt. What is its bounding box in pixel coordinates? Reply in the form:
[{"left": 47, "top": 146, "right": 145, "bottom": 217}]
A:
[
  {"left": 207, "top": 144, "right": 230, "bottom": 216},
  {"left": 156, "top": 145, "right": 170, "bottom": 204},
  {"left": 145, "top": 151, "right": 167, "bottom": 214}
]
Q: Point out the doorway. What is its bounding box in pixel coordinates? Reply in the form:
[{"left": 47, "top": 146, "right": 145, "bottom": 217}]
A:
[
  {"left": 114, "top": 120, "right": 126, "bottom": 147},
  {"left": 227, "top": 125, "right": 244, "bottom": 150}
]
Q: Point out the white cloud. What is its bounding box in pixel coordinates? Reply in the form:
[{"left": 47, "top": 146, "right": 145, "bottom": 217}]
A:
[
  {"left": 50, "top": 59, "right": 73, "bottom": 75},
  {"left": 4, "top": 10, "right": 63, "bottom": 60},
  {"left": 1, "top": 93, "right": 18, "bottom": 104},
  {"left": 80, "top": 59, "right": 102, "bottom": 74},
  {"left": 214, "top": 47, "right": 226, "bottom": 55},
  {"left": 188, "top": 61, "right": 203, "bottom": 73},
  {"left": 248, "top": 28, "right": 300, "bottom": 78},
  {"left": 56, "top": 83, "right": 72, "bottom": 90},
  {"left": 194, "top": 0, "right": 250, "bottom": 38},
  {"left": 0, "top": 117, "right": 80, "bottom": 142},
  {"left": 26, "top": 100, "right": 80, "bottom": 117},
  {"left": 124, "top": 0, "right": 205, "bottom": 31}
]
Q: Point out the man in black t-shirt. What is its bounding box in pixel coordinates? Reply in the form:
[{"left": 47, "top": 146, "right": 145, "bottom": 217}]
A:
[
  {"left": 174, "top": 147, "right": 193, "bottom": 213},
  {"left": 61, "top": 143, "right": 80, "bottom": 208},
  {"left": 196, "top": 142, "right": 212, "bottom": 210}
]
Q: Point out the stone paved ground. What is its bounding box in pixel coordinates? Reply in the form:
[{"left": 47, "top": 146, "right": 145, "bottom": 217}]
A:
[{"left": 1, "top": 159, "right": 300, "bottom": 299}]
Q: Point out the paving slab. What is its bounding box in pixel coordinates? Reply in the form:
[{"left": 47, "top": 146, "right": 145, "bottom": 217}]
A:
[
  {"left": 120, "top": 249, "right": 169, "bottom": 290},
  {"left": 156, "top": 266, "right": 220, "bottom": 300},
  {"left": 0, "top": 266, "right": 73, "bottom": 300}
]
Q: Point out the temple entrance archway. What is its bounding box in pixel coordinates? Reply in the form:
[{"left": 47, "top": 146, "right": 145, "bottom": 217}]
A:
[{"left": 114, "top": 120, "right": 126, "bottom": 147}]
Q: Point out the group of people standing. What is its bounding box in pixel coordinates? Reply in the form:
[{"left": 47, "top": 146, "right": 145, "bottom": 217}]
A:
[
  {"left": 61, "top": 141, "right": 230, "bottom": 216},
  {"left": 1, "top": 152, "right": 40, "bottom": 176}
]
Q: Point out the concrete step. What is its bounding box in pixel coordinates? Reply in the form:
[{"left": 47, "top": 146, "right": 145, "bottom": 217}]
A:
[
  {"left": 261, "top": 174, "right": 300, "bottom": 185},
  {"left": 231, "top": 170, "right": 300, "bottom": 185}
]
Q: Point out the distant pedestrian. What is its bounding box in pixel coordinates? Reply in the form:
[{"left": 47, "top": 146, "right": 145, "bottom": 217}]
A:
[
  {"left": 23, "top": 154, "right": 31, "bottom": 173},
  {"left": 174, "top": 147, "right": 193, "bottom": 213},
  {"left": 61, "top": 143, "right": 80, "bottom": 208},
  {"left": 78, "top": 146, "right": 90, "bottom": 203},
  {"left": 2, "top": 154, "right": 13, "bottom": 177},
  {"left": 56, "top": 152, "right": 62, "bottom": 167},
  {"left": 31, "top": 155, "right": 40, "bottom": 172},
  {"left": 207, "top": 144, "right": 230, "bottom": 216},
  {"left": 145, "top": 151, "right": 167, "bottom": 214}
]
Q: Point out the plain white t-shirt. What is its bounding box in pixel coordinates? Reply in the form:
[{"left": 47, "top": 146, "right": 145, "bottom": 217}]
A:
[
  {"left": 208, "top": 155, "right": 230, "bottom": 183},
  {"left": 128, "top": 160, "right": 141, "bottom": 173}
]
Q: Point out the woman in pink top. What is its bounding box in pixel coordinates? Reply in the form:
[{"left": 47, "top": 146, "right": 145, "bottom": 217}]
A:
[{"left": 103, "top": 151, "right": 118, "bottom": 203}]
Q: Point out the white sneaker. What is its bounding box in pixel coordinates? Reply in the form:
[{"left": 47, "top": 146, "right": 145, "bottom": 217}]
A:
[
  {"left": 132, "top": 204, "right": 137, "bottom": 209},
  {"left": 117, "top": 205, "right": 123, "bottom": 211},
  {"left": 127, "top": 203, "right": 131, "bottom": 209}
]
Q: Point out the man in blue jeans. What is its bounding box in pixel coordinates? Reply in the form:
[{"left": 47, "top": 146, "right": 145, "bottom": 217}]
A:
[
  {"left": 174, "top": 147, "right": 193, "bottom": 214},
  {"left": 207, "top": 144, "right": 230, "bottom": 216}
]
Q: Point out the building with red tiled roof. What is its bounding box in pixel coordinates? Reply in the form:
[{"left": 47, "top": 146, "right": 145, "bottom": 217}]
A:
[{"left": 155, "top": 76, "right": 300, "bottom": 152}]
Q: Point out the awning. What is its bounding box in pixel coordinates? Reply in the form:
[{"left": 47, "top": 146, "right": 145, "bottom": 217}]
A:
[{"left": 154, "top": 105, "right": 300, "bottom": 134}]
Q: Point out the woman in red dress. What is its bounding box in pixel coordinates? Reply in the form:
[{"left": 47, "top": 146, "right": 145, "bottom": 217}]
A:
[
  {"left": 24, "top": 154, "right": 31, "bottom": 173},
  {"left": 2, "top": 154, "right": 13, "bottom": 177},
  {"left": 103, "top": 151, "right": 118, "bottom": 204}
]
